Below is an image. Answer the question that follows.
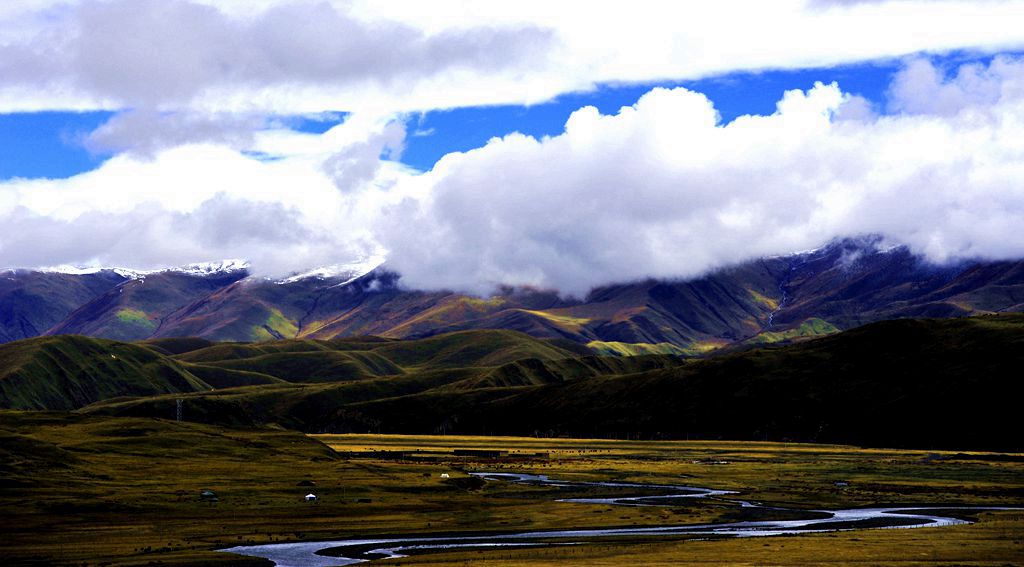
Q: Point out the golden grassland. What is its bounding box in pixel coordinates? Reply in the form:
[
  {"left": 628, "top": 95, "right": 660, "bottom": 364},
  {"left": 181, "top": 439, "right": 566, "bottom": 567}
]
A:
[
  {"left": 320, "top": 434, "right": 1024, "bottom": 509},
  {"left": 2, "top": 413, "right": 1022, "bottom": 566}
]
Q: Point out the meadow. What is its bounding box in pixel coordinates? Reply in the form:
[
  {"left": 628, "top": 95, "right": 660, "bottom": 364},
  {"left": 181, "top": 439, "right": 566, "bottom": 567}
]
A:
[{"left": 2, "top": 411, "right": 1021, "bottom": 566}]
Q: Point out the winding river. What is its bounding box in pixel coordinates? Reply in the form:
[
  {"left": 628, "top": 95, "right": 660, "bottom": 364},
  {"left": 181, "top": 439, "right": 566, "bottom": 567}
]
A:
[{"left": 222, "top": 472, "right": 1016, "bottom": 567}]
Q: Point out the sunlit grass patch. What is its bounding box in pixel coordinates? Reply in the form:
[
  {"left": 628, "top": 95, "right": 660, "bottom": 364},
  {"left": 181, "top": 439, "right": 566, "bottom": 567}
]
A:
[
  {"left": 250, "top": 308, "right": 299, "bottom": 340},
  {"left": 751, "top": 317, "right": 839, "bottom": 344},
  {"left": 115, "top": 308, "right": 156, "bottom": 331},
  {"left": 586, "top": 341, "right": 690, "bottom": 356}
]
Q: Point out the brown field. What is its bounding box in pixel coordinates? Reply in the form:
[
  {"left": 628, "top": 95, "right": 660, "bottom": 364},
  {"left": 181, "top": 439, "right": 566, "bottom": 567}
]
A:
[{"left": 2, "top": 412, "right": 1022, "bottom": 566}]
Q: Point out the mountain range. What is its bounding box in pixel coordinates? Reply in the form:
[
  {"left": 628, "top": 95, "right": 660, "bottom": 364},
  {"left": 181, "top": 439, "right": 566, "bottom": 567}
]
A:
[{"left": 3, "top": 237, "right": 1024, "bottom": 353}]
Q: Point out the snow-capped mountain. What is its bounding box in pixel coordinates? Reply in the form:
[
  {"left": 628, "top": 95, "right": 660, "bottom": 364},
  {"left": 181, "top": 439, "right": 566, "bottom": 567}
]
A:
[
  {"left": 274, "top": 255, "right": 386, "bottom": 285},
  {"left": 25, "top": 259, "right": 251, "bottom": 280},
  {"left": 1, "top": 239, "right": 1023, "bottom": 347}
]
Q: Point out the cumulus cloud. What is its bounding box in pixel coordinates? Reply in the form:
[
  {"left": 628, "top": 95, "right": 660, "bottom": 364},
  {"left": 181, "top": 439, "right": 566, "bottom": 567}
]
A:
[
  {"left": 378, "top": 58, "right": 1024, "bottom": 295},
  {"left": 323, "top": 121, "right": 406, "bottom": 192},
  {"left": 0, "top": 116, "right": 409, "bottom": 275},
  {"left": 888, "top": 55, "right": 1024, "bottom": 115}
]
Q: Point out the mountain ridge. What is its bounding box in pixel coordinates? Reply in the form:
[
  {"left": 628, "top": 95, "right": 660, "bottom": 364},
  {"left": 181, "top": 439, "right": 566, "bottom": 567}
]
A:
[{"left": 3, "top": 237, "right": 1023, "bottom": 352}]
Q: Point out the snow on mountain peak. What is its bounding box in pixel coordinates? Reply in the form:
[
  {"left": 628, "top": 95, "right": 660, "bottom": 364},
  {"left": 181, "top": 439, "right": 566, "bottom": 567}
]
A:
[
  {"left": 172, "top": 259, "right": 251, "bottom": 276},
  {"left": 9, "top": 257, "right": 384, "bottom": 283},
  {"left": 25, "top": 259, "right": 250, "bottom": 279},
  {"left": 275, "top": 255, "right": 385, "bottom": 285}
]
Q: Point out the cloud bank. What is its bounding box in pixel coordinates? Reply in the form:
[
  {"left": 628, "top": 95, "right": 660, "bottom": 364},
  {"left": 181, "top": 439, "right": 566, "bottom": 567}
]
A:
[
  {"left": 2, "top": 0, "right": 1024, "bottom": 114},
  {"left": 0, "top": 0, "right": 554, "bottom": 113},
  {"left": 3, "top": 56, "right": 1024, "bottom": 296},
  {"left": 380, "top": 56, "right": 1024, "bottom": 295},
  {"left": 0, "top": 115, "right": 409, "bottom": 275}
]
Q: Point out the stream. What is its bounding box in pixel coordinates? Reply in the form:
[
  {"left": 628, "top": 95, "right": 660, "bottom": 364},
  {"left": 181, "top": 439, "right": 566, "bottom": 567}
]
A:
[{"left": 222, "top": 471, "right": 1016, "bottom": 566}]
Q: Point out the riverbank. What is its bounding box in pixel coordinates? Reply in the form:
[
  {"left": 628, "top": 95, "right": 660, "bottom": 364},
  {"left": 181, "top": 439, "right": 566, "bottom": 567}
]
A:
[
  {"left": 2, "top": 412, "right": 1022, "bottom": 565},
  {"left": 225, "top": 472, "right": 1019, "bottom": 566}
]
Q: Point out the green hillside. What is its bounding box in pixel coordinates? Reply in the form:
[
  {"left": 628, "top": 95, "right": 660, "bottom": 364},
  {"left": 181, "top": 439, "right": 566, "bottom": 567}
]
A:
[
  {"left": 0, "top": 330, "right": 590, "bottom": 412},
  {"left": 81, "top": 315, "right": 1024, "bottom": 450},
  {"left": 138, "top": 337, "right": 217, "bottom": 355},
  {"left": 330, "top": 315, "right": 1024, "bottom": 449},
  {"left": 7, "top": 317, "right": 1024, "bottom": 450},
  {"left": 369, "top": 329, "right": 580, "bottom": 368},
  {"left": 0, "top": 336, "right": 211, "bottom": 410},
  {"left": 198, "top": 350, "right": 404, "bottom": 383},
  {"left": 176, "top": 330, "right": 579, "bottom": 382},
  {"left": 180, "top": 363, "right": 284, "bottom": 389}
]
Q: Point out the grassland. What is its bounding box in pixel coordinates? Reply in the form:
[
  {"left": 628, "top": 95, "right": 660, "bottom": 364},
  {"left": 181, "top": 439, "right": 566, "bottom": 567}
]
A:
[{"left": 3, "top": 412, "right": 1022, "bottom": 566}]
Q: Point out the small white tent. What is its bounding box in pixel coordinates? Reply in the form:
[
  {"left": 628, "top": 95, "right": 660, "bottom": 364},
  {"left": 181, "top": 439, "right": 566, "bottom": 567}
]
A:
[{"left": 305, "top": 493, "right": 317, "bottom": 501}]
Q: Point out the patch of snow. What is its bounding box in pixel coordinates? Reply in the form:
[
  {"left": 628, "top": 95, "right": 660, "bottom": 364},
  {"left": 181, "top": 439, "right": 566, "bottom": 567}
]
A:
[
  {"left": 275, "top": 255, "right": 385, "bottom": 285},
  {"left": 764, "top": 245, "right": 828, "bottom": 260},
  {"left": 7, "top": 257, "right": 386, "bottom": 283},
  {"left": 34, "top": 265, "right": 108, "bottom": 275},
  {"left": 15, "top": 260, "right": 250, "bottom": 279},
  {"left": 24, "top": 265, "right": 153, "bottom": 279},
  {"left": 111, "top": 268, "right": 152, "bottom": 280},
  {"left": 171, "top": 259, "right": 250, "bottom": 276}
]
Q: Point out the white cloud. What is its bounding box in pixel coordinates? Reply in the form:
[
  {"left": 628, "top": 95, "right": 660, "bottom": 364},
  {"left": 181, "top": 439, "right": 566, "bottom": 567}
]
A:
[
  {"left": 0, "top": 0, "right": 555, "bottom": 114},
  {"left": 0, "top": 116, "right": 410, "bottom": 275},
  {"left": 888, "top": 56, "right": 1024, "bottom": 115},
  {"left": 2, "top": 1, "right": 1024, "bottom": 114},
  {"left": 83, "top": 110, "right": 265, "bottom": 157},
  {"left": 377, "top": 58, "right": 1024, "bottom": 296}
]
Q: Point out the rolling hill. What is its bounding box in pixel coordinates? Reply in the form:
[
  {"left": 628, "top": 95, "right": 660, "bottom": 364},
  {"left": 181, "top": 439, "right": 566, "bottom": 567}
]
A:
[
  {"left": 0, "top": 329, "right": 612, "bottom": 415},
  {"left": 0, "top": 335, "right": 211, "bottom": 411},
  {"left": 312, "top": 314, "right": 1024, "bottom": 450},
  {"left": 26, "top": 314, "right": 1017, "bottom": 450}
]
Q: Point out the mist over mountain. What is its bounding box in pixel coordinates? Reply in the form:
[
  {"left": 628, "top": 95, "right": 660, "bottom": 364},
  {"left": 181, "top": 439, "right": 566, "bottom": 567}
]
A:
[{"left": 3, "top": 237, "right": 1022, "bottom": 353}]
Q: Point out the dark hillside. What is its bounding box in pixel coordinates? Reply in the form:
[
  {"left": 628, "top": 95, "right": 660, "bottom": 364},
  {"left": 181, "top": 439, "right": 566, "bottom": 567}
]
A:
[{"left": 284, "top": 315, "right": 1024, "bottom": 450}]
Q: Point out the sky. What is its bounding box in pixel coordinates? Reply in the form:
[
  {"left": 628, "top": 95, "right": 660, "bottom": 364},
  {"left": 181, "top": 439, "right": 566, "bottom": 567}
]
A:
[{"left": 1, "top": 0, "right": 1024, "bottom": 295}]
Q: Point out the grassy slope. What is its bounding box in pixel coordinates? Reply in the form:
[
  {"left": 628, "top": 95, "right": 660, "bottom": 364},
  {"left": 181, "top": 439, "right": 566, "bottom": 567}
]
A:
[
  {"left": 299, "top": 315, "right": 1024, "bottom": 450},
  {"left": 442, "top": 354, "right": 683, "bottom": 390},
  {"left": 181, "top": 363, "right": 285, "bottom": 389},
  {"left": 140, "top": 336, "right": 217, "bottom": 355},
  {"left": 197, "top": 350, "right": 405, "bottom": 383},
  {"left": 12, "top": 317, "right": 1024, "bottom": 450},
  {"left": 176, "top": 330, "right": 575, "bottom": 372},
  {"left": 368, "top": 329, "right": 580, "bottom": 369},
  {"left": 82, "top": 353, "right": 688, "bottom": 431},
  {"left": 78, "top": 331, "right": 682, "bottom": 430},
  {"left": 0, "top": 330, "right": 586, "bottom": 413},
  {"left": 0, "top": 335, "right": 212, "bottom": 410}
]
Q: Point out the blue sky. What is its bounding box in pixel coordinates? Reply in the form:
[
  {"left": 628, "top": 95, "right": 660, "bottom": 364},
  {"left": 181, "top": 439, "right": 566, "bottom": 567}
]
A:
[
  {"left": 399, "top": 58, "right": 901, "bottom": 171},
  {"left": 0, "top": 111, "right": 113, "bottom": 179},
  {"left": 0, "top": 51, "right": 1000, "bottom": 180}
]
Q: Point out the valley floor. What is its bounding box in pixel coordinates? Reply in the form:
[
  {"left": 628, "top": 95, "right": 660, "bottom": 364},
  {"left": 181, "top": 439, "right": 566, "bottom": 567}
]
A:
[{"left": 1, "top": 413, "right": 1022, "bottom": 566}]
